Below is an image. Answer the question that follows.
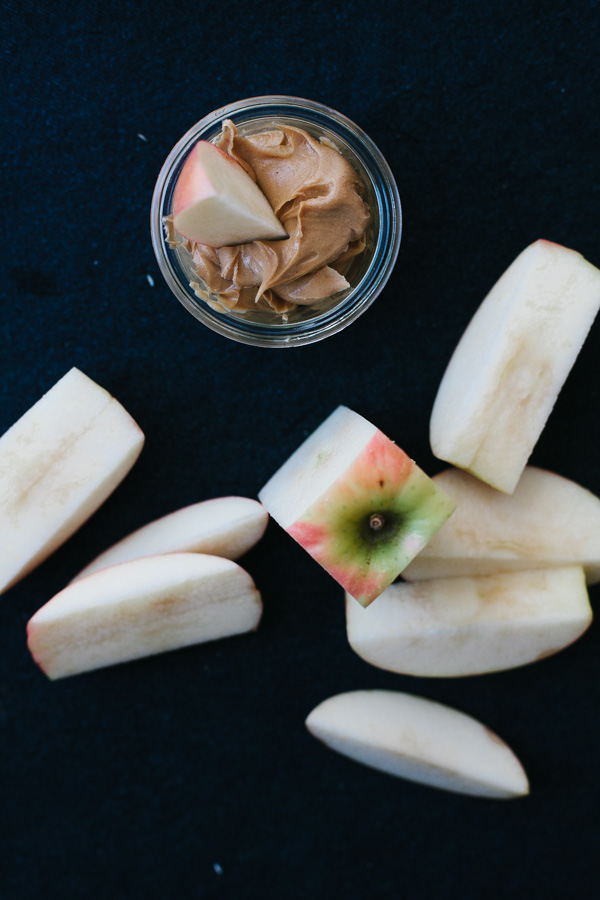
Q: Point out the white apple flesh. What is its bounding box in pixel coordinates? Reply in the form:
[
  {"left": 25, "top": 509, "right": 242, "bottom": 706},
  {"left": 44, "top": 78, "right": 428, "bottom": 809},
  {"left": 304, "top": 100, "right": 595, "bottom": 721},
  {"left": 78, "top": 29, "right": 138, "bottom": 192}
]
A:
[
  {"left": 346, "top": 566, "right": 591, "bottom": 677},
  {"left": 306, "top": 690, "right": 529, "bottom": 799},
  {"left": 72, "top": 496, "right": 268, "bottom": 582},
  {"left": 27, "top": 552, "right": 262, "bottom": 679},
  {"left": 172, "top": 140, "right": 287, "bottom": 246},
  {"left": 0, "top": 368, "right": 144, "bottom": 595},
  {"left": 430, "top": 240, "right": 600, "bottom": 493},
  {"left": 403, "top": 467, "right": 600, "bottom": 583}
]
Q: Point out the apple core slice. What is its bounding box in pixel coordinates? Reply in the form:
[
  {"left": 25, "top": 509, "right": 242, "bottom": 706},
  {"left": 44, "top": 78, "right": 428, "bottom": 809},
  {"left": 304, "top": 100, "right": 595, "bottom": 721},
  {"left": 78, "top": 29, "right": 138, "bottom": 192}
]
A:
[
  {"left": 72, "top": 496, "right": 268, "bottom": 582},
  {"left": 27, "top": 553, "right": 262, "bottom": 679},
  {"left": 0, "top": 368, "right": 144, "bottom": 595},
  {"left": 430, "top": 240, "right": 600, "bottom": 493},
  {"left": 172, "top": 140, "right": 287, "bottom": 246},
  {"left": 258, "top": 406, "right": 455, "bottom": 606},
  {"left": 346, "top": 566, "right": 592, "bottom": 677},
  {"left": 402, "top": 467, "right": 600, "bottom": 583},
  {"left": 306, "top": 690, "right": 529, "bottom": 799}
]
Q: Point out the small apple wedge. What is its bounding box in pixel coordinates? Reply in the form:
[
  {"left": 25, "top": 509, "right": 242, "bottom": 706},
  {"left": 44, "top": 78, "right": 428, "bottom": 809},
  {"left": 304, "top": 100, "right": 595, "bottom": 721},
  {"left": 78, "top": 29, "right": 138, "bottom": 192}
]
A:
[
  {"left": 172, "top": 139, "right": 287, "bottom": 246},
  {"left": 27, "top": 553, "right": 262, "bottom": 679},
  {"left": 72, "top": 496, "right": 268, "bottom": 582},
  {"left": 0, "top": 368, "right": 144, "bottom": 595},
  {"left": 306, "top": 690, "right": 529, "bottom": 799},
  {"left": 258, "top": 406, "right": 455, "bottom": 607},
  {"left": 403, "top": 467, "right": 600, "bottom": 583},
  {"left": 346, "top": 566, "right": 592, "bottom": 677},
  {"left": 430, "top": 240, "right": 600, "bottom": 493}
]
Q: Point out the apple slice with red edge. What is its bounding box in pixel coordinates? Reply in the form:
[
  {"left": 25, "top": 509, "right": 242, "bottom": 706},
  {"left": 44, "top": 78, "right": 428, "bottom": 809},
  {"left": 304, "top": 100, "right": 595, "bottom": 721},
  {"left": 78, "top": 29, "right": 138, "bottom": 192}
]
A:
[
  {"left": 305, "top": 690, "right": 529, "bottom": 799},
  {"left": 258, "top": 406, "right": 455, "bottom": 606},
  {"left": 172, "top": 140, "right": 287, "bottom": 246},
  {"left": 72, "top": 496, "right": 268, "bottom": 582},
  {"left": 430, "top": 240, "right": 600, "bottom": 493},
  {"left": 346, "top": 566, "right": 592, "bottom": 677},
  {"left": 27, "top": 553, "right": 262, "bottom": 680},
  {"left": 402, "top": 466, "right": 600, "bottom": 583},
  {"left": 0, "top": 368, "right": 144, "bottom": 595}
]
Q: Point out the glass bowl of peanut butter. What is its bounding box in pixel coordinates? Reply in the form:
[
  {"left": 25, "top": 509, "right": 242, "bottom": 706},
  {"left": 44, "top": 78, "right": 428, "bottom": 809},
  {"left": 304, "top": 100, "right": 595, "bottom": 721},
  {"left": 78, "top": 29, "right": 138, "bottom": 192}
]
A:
[{"left": 151, "top": 96, "right": 401, "bottom": 347}]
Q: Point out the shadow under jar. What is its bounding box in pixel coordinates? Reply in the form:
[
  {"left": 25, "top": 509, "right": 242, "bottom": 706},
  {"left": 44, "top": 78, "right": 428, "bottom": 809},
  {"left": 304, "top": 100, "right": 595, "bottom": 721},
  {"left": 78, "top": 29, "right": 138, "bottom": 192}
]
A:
[{"left": 151, "top": 96, "right": 401, "bottom": 348}]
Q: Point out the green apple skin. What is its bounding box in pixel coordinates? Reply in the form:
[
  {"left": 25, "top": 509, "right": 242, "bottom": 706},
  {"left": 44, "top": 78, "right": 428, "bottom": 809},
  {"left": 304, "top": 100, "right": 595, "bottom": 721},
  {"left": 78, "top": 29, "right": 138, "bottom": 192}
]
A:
[{"left": 259, "top": 407, "right": 455, "bottom": 607}]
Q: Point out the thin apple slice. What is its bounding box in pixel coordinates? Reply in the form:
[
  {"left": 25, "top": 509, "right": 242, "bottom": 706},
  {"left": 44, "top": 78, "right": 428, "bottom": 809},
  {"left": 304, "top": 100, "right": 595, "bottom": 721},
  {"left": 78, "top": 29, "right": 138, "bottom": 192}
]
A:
[
  {"left": 403, "top": 467, "right": 600, "bottom": 583},
  {"left": 72, "top": 496, "right": 268, "bottom": 582},
  {"left": 27, "top": 553, "right": 262, "bottom": 679},
  {"left": 346, "top": 566, "right": 591, "bottom": 677},
  {"left": 0, "top": 368, "right": 144, "bottom": 595},
  {"left": 172, "top": 140, "right": 287, "bottom": 246},
  {"left": 258, "top": 406, "right": 455, "bottom": 606},
  {"left": 306, "top": 690, "right": 529, "bottom": 799},
  {"left": 430, "top": 240, "right": 600, "bottom": 493}
]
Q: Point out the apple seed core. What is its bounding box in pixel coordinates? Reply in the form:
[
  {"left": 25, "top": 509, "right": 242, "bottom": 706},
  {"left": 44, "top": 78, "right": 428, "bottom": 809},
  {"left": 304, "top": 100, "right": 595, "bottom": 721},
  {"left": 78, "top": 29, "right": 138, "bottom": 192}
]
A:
[{"left": 369, "top": 513, "right": 386, "bottom": 531}]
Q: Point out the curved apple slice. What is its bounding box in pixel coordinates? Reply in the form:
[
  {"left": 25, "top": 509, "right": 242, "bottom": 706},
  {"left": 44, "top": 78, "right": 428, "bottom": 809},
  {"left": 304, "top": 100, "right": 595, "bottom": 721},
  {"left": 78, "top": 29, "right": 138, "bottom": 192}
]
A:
[
  {"left": 72, "top": 497, "right": 268, "bottom": 582},
  {"left": 346, "top": 566, "right": 592, "bottom": 677},
  {"left": 27, "top": 553, "right": 262, "bottom": 679},
  {"left": 430, "top": 240, "right": 600, "bottom": 493},
  {"left": 306, "top": 690, "right": 529, "bottom": 799},
  {"left": 258, "top": 406, "right": 455, "bottom": 606},
  {"left": 0, "top": 368, "right": 144, "bottom": 595},
  {"left": 403, "top": 467, "right": 600, "bottom": 583},
  {"left": 173, "top": 140, "right": 287, "bottom": 246}
]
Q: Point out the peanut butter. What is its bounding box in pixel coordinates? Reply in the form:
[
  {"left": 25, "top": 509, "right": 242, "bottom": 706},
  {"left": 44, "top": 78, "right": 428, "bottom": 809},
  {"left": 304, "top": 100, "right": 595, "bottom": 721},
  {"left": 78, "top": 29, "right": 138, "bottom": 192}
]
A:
[{"left": 184, "top": 120, "right": 370, "bottom": 315}]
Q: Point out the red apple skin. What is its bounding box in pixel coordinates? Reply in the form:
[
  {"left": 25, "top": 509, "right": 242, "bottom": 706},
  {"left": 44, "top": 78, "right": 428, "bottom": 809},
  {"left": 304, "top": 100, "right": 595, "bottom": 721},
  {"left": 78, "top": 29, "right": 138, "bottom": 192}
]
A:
[
  {"left": 287, "top": 431, "right": 454, "bottom": 606},
  {"left": 172, "top": 142, "right": 222, "bottom": 218}
]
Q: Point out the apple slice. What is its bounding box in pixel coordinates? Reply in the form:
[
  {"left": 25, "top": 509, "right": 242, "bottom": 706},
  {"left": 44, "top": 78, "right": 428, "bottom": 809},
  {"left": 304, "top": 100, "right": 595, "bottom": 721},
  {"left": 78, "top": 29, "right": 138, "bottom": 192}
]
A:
[
  {"left": 258, "top": 406, "right": 455, "bottom": 606},
  {"left": 306, "top": 690, "right": 529, "bottom": 799},
  {"left": 27, "top": 552, "right": 262, "bottom": 679},
  {"left": 403, "top": 467, "right": 600, "bottom": 583},
  {"left": 430, "top": 240, "right": 600, "bottom": 493},
  {"left": 346, "top": 566, "right": 591, "bottom": 677},
  {"left": 0, "top": 368, "right": 144, "bottom": 595},
  {"left": 72, "top": 496, "right": 268, "bottom": 582},
  {"left": 172, "top": 140, "right": 287, "bottom": 246}
]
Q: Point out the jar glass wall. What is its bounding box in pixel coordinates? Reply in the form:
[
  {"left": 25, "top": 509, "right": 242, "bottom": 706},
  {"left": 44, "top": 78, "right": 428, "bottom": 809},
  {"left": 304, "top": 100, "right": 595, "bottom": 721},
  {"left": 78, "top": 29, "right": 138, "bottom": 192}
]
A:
[{"left": 151, "top": 96, "right": 401, "bottom": 348}]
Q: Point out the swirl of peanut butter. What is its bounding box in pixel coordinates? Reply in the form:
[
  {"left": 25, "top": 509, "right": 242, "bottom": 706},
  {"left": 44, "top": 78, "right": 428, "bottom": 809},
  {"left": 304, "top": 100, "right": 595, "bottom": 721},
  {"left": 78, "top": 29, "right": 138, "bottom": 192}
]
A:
[{"left": 188, "top": 119, "right": 370, "bottom": 314}]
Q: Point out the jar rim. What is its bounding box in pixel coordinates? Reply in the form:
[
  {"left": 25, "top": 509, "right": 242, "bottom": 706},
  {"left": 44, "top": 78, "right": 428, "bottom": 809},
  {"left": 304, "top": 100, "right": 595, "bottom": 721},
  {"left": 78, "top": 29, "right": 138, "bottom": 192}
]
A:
[{"left": 151, "top": 96, "right": 401, "bottom": 347}]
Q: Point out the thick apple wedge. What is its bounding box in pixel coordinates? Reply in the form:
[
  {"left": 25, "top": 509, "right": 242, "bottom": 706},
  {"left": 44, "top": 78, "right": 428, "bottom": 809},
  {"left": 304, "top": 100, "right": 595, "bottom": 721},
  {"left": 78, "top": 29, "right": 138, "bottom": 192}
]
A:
[
  {"left": 346, "top": 567, "right": 591, "bottom": 677},
  {"left": 0, "top": 368, "right": 144, "bottom": 595},
  {"left": 258, "top": 406, "right": 455, "bottom": 606},
  {"left": 172, "top": 139, "right": 287, "bottom": 246},
  {"left": 72, "top": 496, "right": 268, "bottom": 582},
  {"left": 430, "top": 240, "right": 600, "bottom": 493},
  {"left": 27, "top": 553, "right": 262, "bottom": 679},
  {"left": 306, "top": 690, "right": 529, "bottom": 799},
  {"left": 403, "top": 467, "right": 600, "bottom": 583}
]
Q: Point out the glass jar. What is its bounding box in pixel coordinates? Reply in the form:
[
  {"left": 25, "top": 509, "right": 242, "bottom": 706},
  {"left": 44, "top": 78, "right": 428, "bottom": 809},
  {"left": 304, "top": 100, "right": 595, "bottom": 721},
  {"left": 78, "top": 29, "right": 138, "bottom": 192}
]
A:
[{"left": 151, "top": 96, "right": 401, "bottom": 348}]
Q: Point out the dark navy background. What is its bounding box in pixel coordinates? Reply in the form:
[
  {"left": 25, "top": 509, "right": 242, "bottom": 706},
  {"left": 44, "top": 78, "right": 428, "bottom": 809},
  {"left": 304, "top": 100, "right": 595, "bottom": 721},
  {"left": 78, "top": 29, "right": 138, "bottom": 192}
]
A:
[{"left": 2, "top": 1, "right": 600, "bottom": 897}]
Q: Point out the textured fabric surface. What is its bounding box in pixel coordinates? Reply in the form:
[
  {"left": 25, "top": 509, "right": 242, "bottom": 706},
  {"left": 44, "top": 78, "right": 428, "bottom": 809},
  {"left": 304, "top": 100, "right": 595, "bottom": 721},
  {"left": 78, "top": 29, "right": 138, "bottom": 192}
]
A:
[{"left": 2, "top": 1, "right": 600, "bottom": 898}]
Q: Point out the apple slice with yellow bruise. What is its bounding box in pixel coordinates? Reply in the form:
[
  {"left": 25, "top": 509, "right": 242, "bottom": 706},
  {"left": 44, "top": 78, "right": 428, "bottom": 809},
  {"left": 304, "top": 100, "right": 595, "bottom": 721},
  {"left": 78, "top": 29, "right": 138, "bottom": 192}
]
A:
[
  {"left": 346, "top": 566, "right": 592, "bottom": 677},
  {"left": 430, "top": 240, "right": 600, "bottom": 493},
  {"left": 172, "top": 140, "right": 287, "bottom": 246},
  {"left": 72, "top": 496, "right": 268, "bottom": 582},
  {"left": 306, "top": 690, "right": 529, "bottom": 799},
  {"left": 258, "top": 406, "right": 455, "bottom": 606},
  {"left": 27, "top": 553, "right": 262, "bottom": 680},
  {"left": 0, "top": 368, "right": 144, "bottom": 595},
  {"left": 402, "top": 466, "right": 600, "bottom": 583}
]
